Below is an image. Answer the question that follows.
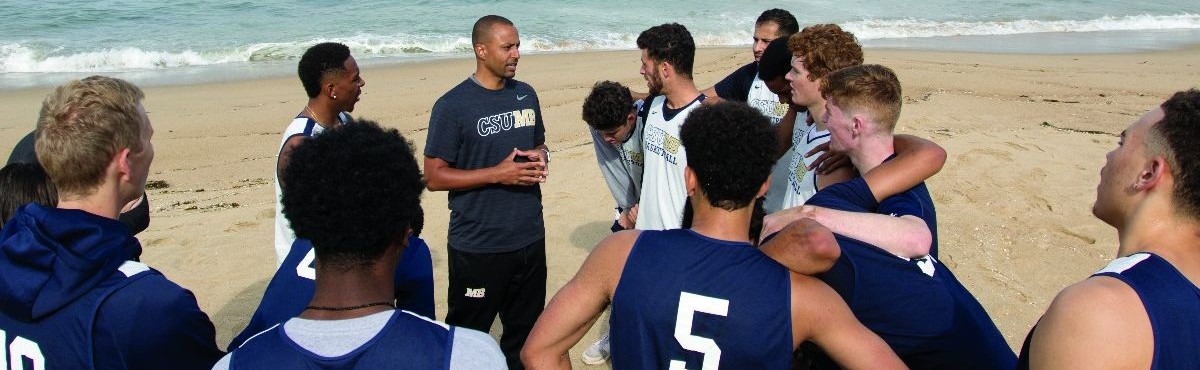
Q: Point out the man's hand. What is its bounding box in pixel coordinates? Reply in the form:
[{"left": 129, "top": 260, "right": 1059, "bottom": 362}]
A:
[
  {"left": 761, "top": 205, "right": 818, "bottom": 242},
  {"left": 618, "top": 204, "right": 639, "bottom": 230},
  {"left": 805, "top": 141, "right": 852, "bottom": 175},
  {"left": 495, "top": 148, "right": 547, "bottom": 186}
]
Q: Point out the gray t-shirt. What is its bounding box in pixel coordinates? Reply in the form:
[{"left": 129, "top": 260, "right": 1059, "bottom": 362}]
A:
[
  {"left": 425, "top": 77, "right": 546, "bottom": 253},
  {"left": 212, "top": 310, "right": 506, "bottom": 370},
  {"left": 590, "top": 100, "right": 645, "bottom": 213}
]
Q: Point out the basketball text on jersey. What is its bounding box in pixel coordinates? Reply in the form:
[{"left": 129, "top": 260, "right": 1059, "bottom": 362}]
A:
[
  {"left": 748, "top": 98, "right": 788, "bottom": 125},
  {"left": 644, "top": 125, "right": 682, "bottom": 165},
  {"left": 477, "top": 109, "right": 537, "bottom": 137}
]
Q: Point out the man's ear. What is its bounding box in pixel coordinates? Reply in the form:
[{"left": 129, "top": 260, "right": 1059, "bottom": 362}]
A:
[
  {"left": 474, "top": 43, "right": 487, "bottom": 59},
  {"left": 1135, "top": 156, "right": 1169, "bottom": 192},
  {"left": 850, "top": 114, "right": 867, "bottom": 138},
  {"left": 756, "top": 175, "right": 771, "bottom": 199},
  {"left": 684, "top": 166, "right": 697, "bottom": 196},
  {"left": 114, "top": 147, "right": 133, "bottom": 182},
  {"left": 659, "top": 61, "right": 673, "bottom": 79}
]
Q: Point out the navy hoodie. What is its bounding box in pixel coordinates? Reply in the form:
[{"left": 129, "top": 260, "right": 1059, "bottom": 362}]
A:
[{"left": 0, "top": 203, "right": 223, "bottom": 369}]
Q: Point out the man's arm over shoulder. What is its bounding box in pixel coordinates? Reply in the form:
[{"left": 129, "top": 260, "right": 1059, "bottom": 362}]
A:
[
  {"left": 759, "top": 218, "right": 841, "bottom": 275},
  {"left": 522, "top": 230, "right": 639, "bottom": 369},
  {"left": 1026, "top": 276, "right": 1152, "bottom": 369},
  {"left": 710, "top": 62, "right": 758, "bottom": 102},
  {"left": 94, "top": 273, "right": 224, "bottom": 370},
  {"left": 789, "top": 273, "right": 906, "bottom": 370},
  {"left": 864, "top": 134, "right": 946, "bottom": 201}
]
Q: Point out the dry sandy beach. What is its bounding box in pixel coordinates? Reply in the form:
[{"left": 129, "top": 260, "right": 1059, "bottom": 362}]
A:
[{"left": 1, "top": 45, "right": 1197, "bottom": 364}]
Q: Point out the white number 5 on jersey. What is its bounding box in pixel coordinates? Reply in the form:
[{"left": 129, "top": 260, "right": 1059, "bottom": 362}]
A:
[{"left": 670, "top": 292, "right": 729, "bottom": 370}]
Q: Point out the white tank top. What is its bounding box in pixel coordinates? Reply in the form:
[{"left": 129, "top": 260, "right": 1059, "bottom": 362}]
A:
[
  {"left": 635, "top": 95, "right": 703, "bottom": 231},
  {"left": 273, "top": 112, "right": 349, "bottom": 266},
  {"left": 746, "top": 75, "right": 788, "bottom": 125},
  {"left": 763, "top": 111, "right": 809, "bottom": 213},
  {"left": 777, "top": 120, "right": 830, "bottom": 211}
]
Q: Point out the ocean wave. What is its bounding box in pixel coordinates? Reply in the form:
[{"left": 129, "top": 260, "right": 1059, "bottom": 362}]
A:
[
  {"left": 2, "top": 13, "right": 1197, "bottom": 73},
  {"left": 846, "top": 13, "right": 1200, "bottom": 40}
]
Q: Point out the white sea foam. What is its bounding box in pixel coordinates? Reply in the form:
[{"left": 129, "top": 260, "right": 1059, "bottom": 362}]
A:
[{"left": 1, "top": 14, "right": 1197, "bottom": 74}]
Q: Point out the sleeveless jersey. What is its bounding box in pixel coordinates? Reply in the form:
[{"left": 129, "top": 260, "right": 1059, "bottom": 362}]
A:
[
  {"left": 228, "top": 235, "right": 435, "bottom": 349},
  {"left": 273, "top": 112, "right": 350, "bottom": 265},
  {"left": 746, "top": 76, "right": 788, "bottom": 125},
  {"left": 774, "top": 120, "right": 828, "bottom": 212},
  {"left": 1016, "top": 252, "right": 1200, "bottom": 369},
  {"left": 635, "top": 95, "right": 705, "bottom": 230},
  {"left": 611, "top": 229, "right": 793, "bottom": 369},
  {"left": 0, "top": 261, "right": 153, "bottom": 369},
  {"left": 230, "top": 310, "right": 452, "bottom": 370}
]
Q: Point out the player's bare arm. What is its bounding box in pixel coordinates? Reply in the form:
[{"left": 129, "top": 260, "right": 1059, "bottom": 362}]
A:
[
  {"left": 1027, "top": 277, "right": 1152, "bottom": 369},
  {"left": 863, "top": 134, "right": 947, "bottom": 201},
  {"left": 522, "top": 231, "right": 639, "bottom": 369},
  {"left": 790, "top": 272, "right": 907, "bottom": 370},
  {"left": 759, "top": 218, "right": 841, "bottom": 275}
]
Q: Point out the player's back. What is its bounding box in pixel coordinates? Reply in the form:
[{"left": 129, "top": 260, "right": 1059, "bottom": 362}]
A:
[{"left": 611, "top": 229, "right": 792, "bottom": 369}]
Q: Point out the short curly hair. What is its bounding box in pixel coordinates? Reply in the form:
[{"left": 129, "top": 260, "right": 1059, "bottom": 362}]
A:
[
  {"left": 281, "top": 119, "right": 424, "bottom": 269},
  {"left": 637, "top": 23, "right": 695, "bottom": 78},
  {"left": 680, "top": 102, "right": 777, "bottom": 210},
  {"left": 788, "top": 24, "right": 863, "bottom": 82},
  {"left": 1150, "top": 89, "right": 1200, "bottom": 219},
  {"left": 821, "top": 64, "right": 903, "bottom": 132},
  {"left": 298, "top": 42, "right": 351, "bottom": 98},
  {"left": 582, "top": 81, "right": 633, "bottom": 131}
]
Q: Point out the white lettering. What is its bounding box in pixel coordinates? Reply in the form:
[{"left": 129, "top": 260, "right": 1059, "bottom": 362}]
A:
[
  {"left": 296, "top": 248, "right": 316, "bottom": 280},
  {"left": 1, "top": 330, "right": 46, "bottom": 370},
  {"left": 669, "top": 292, "right": 729, "bottom": 370}
]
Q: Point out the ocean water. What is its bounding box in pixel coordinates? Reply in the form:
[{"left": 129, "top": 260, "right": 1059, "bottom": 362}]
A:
[{"left": 0, "top": 0, "right": 1196, "bottom": 88}]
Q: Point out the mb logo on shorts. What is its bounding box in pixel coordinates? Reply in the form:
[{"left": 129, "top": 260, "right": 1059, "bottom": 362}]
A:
[{"left": 465, "top": 288, "right": 486, "bottom": 298}]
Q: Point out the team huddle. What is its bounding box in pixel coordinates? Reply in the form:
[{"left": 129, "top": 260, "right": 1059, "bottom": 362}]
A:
[{"left": 1, "top": 8, "right": 1198, "bottom": 370}]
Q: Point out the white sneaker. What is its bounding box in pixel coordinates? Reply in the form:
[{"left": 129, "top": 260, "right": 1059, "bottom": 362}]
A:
[{"left": 581, "top": 333, "right": 611, "bottom": 365}]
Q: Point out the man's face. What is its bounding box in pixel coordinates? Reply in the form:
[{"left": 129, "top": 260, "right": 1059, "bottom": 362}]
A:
[
  {"left": 598, "top": 107, "right": 638, "bottom": 145},
  {"left": 480, "top": 24, "right": 521, "bottom": 79},
  {"left": 764, "top": 76, "right": 792, "bottom": 103},
  {"left": 128, "top": 102, "right": 155, "bottom": 201},
  {"left": 640, "top": 49, "right": 664, "bottom": 95},
  {"left": 1093, "top": 108, "right": 1161, "bottom": 227},
  {"left": 823, "top": 98, "right": 854, "bottom": 152},
  {"left": 752, "top": 21, "right": 781, "bottom": 62},
  {"left": 332, "top": 56, "right": 365, "bottom": 112},
  {"left": 786, "top": 55, "right": 820, "bottom": 107}
]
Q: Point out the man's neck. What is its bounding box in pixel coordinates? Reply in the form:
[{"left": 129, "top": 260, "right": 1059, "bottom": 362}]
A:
[
  {"left": 807, "top": 98, "right": 828, "bottom": 131},
  {"left": 57, "top": 188, "right": 123, "bottom": 220},
  {"left": 473, "top": 68, "right": 505, "bottom": 90},
  {"left": 849, "top": 135, "right": 895, "bottom": 174},
  {"left": 664, "top": 80, "right": 701, "bottom": 110},
  {"left": 302, "top": 266, "right": 397, "bottom": 320},
  {"left": 689, "top": 200, "right": 754, "bottom": 243},
  {"left": 1117, "top": 198, "right": 1200, "bottom": 284},
  {"left": 306, "top": 99, "right": 340, "bottom": 129}
]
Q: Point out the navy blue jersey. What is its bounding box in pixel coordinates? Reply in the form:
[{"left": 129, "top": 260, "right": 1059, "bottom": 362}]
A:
[
  {"left": 611, "top": 229, "right": 793, "bottom": 369},
  {"left": 1016, "top": 252, "right": 1200, "bottom": 369},
  {"left": 230, "top": 310, "right": 452, "bottom": 370},
  {"left": 229, "top": 236, "right": 435, "bottom": 349},
  {"left": 806, "top": 176, "right": 1014, "bottom": 369},
  {"left": 0, "top": 203, "right": 222, "bottom": 370},
  {"left": 713, "top": 62, "right": 757, "bottom": 102}
]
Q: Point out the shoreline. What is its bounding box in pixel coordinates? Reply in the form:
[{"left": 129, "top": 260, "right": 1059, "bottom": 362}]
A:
[
  {"left": 4, "top": 26, "right": 1200, "bottom": 91},
  {"left": 2, "top": 45, "right": 1198, "bottom": 363}
]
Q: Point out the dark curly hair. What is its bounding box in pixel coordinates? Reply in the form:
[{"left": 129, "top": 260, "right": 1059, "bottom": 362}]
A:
[
  {"left": 281, "top": 119, "right": 424, "bottom": 270},
  {"left": 1153, "top": 88, "right": 1200, "bottom": 219},
  {"left": 637, "top": 23, "right": 695, "bottom": 78},
  {"left": 680, "top": 102, "right": 777, "bottom": 210},
  {"left": 787, "top": 24, "right": 863, "bottom": 82},
  {"left": 298, "top": 42, "right": 351, "bottom": 98},
  {"left": 756, "top": 9, "right": 799, "bottom": 36},
  {"left": 582, "top": 81, "right": 633, "bottom": 131}
]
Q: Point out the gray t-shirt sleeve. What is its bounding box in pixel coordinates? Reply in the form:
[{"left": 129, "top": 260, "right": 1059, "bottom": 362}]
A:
[
  {"left": 591, "top": 129, "right": 638, "bottom": 210},
  {"left": 449, "top": 327, "right": 507, "bottom": 370}
]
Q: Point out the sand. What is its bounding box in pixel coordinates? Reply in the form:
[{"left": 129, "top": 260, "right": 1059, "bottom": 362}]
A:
[{"left": 2, "top": 45, "right": 1197, "bottom": 364}]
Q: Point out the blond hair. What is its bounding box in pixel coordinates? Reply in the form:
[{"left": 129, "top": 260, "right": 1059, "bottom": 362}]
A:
[
  {"left": 820, "top": 64, "right": 903, "bottom": 132},
  {"left": 36, "top": 76, "right": 145, "bottom": 195}
]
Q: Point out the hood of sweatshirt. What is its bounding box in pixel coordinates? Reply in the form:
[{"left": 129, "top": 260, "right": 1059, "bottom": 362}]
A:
[{"left": 0, "top": 203, "right": 141, "bottom": 321}]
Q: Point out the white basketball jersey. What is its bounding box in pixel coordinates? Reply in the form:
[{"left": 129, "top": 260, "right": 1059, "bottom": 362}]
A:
[
  {"left": 635, "top": 95, "right": 703, "bottom": 231},
  {"left": 273, "top": 113, "right": 348, "bottom": 266},
  {"left": 764, "top": 110, "right": 809, "bottom": 213},
  {"left": 746, "top": 75, "right": 788, "bottom": 125},
  {"left": 777, "top": 120, "right": 830, "bottom": 211}
]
